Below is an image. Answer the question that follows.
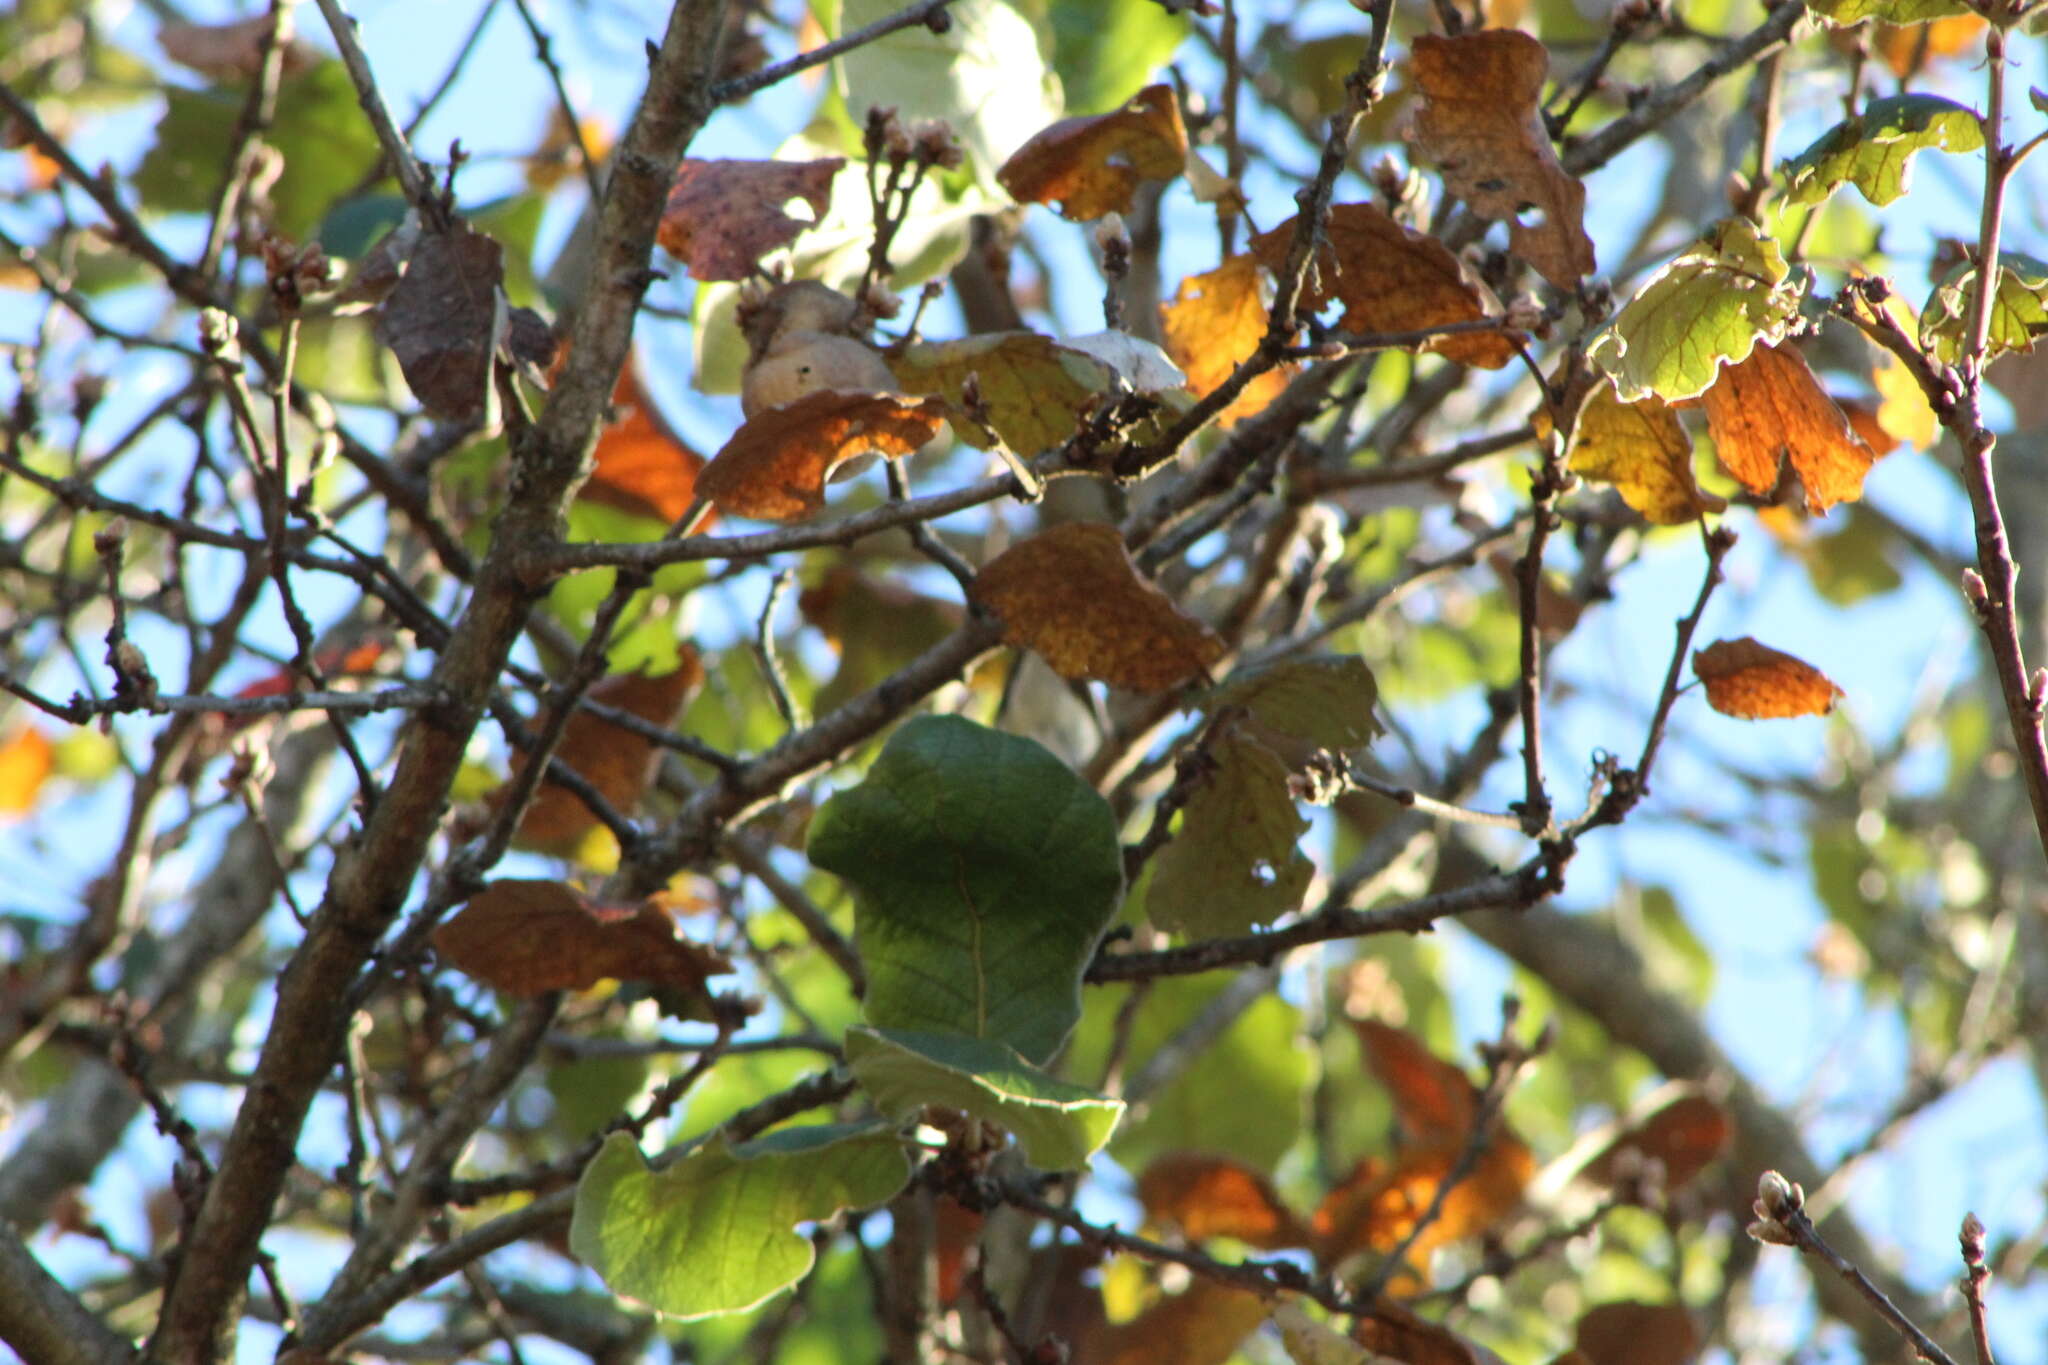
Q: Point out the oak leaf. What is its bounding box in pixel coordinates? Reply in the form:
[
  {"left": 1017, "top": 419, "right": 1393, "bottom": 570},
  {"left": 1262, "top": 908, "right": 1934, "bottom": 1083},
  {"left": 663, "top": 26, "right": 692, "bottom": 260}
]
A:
[
  {"left": 579, "top": 364, "right": 709, "bottom": 526},
  {"left": 503, "top": 660, "right": 702, "bottom": 857},
  {"left": 969, "top": 523, "right": 1224, "bottom": 693},
  {"left": 1137, "top": 1152, "right": 1307, "bottom": 1249},
  {"left": 434, "top": 879, "right": 731, "bottom": 997},
  {"left": 998, "top": 84, "right": 1188, "bottom": 221},
  {"left": 657, "top": 157, "right": 843, "bottom": 281},
  {"left": 1564, "top": 380, "right": 1726, "bottom": 525},
  {"left": 1700, "top": 343, "right": 1877, "bottom": 513},
  {"left": 1692, "top": 637, "right": 1843, "bottom": 719},
  {"left": 0, "top": 723, "right": 53, "bottom": 816},
  {"left": 697, "top": 390, "right": 947, "bottom": 522},
  {"left": 1408, "top": 31, "right": 1595, "bottom": 288},
  {"left": 1160, "top": 255, "right": 1293, "bottom": 425},
  {"left": 1249, "top": 204, "right": 1515, "bottom": 369}
]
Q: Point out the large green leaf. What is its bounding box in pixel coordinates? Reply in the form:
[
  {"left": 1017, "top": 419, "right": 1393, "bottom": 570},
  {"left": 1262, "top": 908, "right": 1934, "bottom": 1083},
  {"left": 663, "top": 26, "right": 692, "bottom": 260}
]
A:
[
  {"left": 569, "top": 1124, "right": 910, "bottom": 1320},
  {"left": 1781, "top": 95, "right": 1984, "bottom": 207},
  {"left": 134, "top": 60, "right": 384, "bottom": 239},
  {"left": 1042, "top": 0, "right": 1190, "bottom": 113},
  {"left": 809, "top": 714, "right": 1123, "bottom": 1062},
  {"left": 1805, "top": 0, "right": 1969, "bottom": 23},
  {"left": 1588, "top": 218, "right": 1806, "bottom": 402},
  {"left": 835, "top": 0, "right": 1062, "bottom": 193},
  {"left": 847, "top": 1027, "right": 1123, "bottom": 1168},
  {"left": 1920, "top": 252, "right": 2048, "bottom": 362},
  {"left": 1148, "top": 731, "right": 1313, "bottom": 938}
]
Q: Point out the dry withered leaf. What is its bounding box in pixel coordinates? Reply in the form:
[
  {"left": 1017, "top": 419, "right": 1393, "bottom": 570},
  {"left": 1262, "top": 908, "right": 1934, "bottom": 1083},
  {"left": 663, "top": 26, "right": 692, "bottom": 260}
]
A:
[
  {"left": 997, "top": 84, "right": 1188, "bottom": 221},
  {"left": 0, "top": 723, "right": 53, "bottom": 816},
  {"left": 158, "top": 14, "right": 320, "bottom": 81},
  {"left": 1692, "top": 637, "right": 1843, "bottom": 720},
  {"left": 373, "top": 218, "right": 505, "bottom": 422},
  {"left": 504, "top": 660, "right": 702, "bottom": 856},
  {"left": 1409, "top": 31, "right": 1595, "bottom": 288},
  {"left": 1137, "top": 1152, "right": 1308, "bottom": 1249},
  {"left": 1583, "top": 1092, "right": 1732, "bottom": 1194},
  {"left": 1564, "top": 380, "right": 1727, "bottom": 526},
  {"left": 579, "top": 364, "right": 710, "bottom": 526},
  {"left": 969, "top": 523, "right": 1224, "bottom": 693},
  {"left": 1353, "top": 1301, "right": 1493, "bottom": 1365},
  {"left": 697, "top": 390, "right": 947, "bottom": 522},
  {"left": 1574, "top": 1302, "right": 1699, "bottom": 1365},
  {"left": 1353, "top": 1019, "right": 1477, "bottom": 1145},
  {"left": 1085, "top": 1280, "right": 1271, "bottom": 1365},
  {"left": 1701, "top": 343, "right": 1878, "bottom": 513},
  {"left": 656, "top": 157, "right": 843, "bottom": 281},
  {"left": 1249, "top": 203, "right": 1514, "bottom": 369},
  {"left": 1160, "top": 254, "right": 1293, "bottom": 425},
  {"left": 434, "top": 879, "right": 732, "bottom": 997}
]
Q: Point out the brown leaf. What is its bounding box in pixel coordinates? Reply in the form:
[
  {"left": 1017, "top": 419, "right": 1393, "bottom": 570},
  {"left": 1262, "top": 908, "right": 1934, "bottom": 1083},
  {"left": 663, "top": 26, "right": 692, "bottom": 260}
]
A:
[
  {"left": 656, "top": 158, "right": 843, "bottom": 281},
  {"left": 1584, "top": 1093, "right": 1731, "bottom": 1195},
  {"left": 697, "top": 390, "right": 947, "bottom": 522},
  {"left": 1574, "top": 1302, "right": 1699, "bottom": 1365},
  {"left": 504, "top": 661, "right": 702, "bottom": 856},
  {"left": 1085, "top": 1281, "right": 1271, "bottom": 1365},
  {"left": 1701, "top": 343, "right": 1878, "bottom": 513},
  {"left": 434, "top": 879, "right": 732, "bottom": 997},
  {"left": 1564, "top": 380, "right": 1727, "bottom": 525},
  {"left": 1353, "top": 1019, "right": 1476, "bottom": 1146},
  {"left": 998, "top": 84, "right": 1188, "bottom": 221},
  {"left": 1137, "top": 1153, "right": 1308, "bottom": 1249},
  {"left": 1409, "top": 31, "right": 1595, "bottom": 288},
  {"left": 0, "top": 723, "right": 54, "bottom": 817},
  {"left": 969, "top": 522, "right": 1224, "bottom": 693},
  {"left": 1692, "top": 637, "right": 1843, "bottom": 720},
  {"left": 1249, "top": 204, "right": 1515, "bottom": 369},
  {"left": 158, "top": 14, "right": 320, "bottom": 82},
  {"left": 1487, "top": 551, "right": 1583, "bottom": 640},
  {"left": 1160, "top": 255, "right": 1294, "bottom": 425},
  {"left": 373, "top": 219, "right": 505, "bottom": 422},
  {"left": 933, "top": 1195, "right": 985, "bottom": 1305},
  {"left": 1354, "top": 1301, "right": 1495, "bottom": 1365},
  {"left": 579, "top": 364, "right": 710, "bottom": 526}
]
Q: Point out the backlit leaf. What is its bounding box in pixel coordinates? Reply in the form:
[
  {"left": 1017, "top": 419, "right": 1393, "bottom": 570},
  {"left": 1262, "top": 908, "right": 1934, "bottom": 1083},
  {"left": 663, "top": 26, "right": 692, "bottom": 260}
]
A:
[
  {"left": 970, "top": 523, "right": 1224, "bottom": 693},
  {"left": 1565, "top": 381, "right": 1726, "bottom": 525},
  {"left": 890, "top": 330, "right": 1137, "bottom": 455},
  {"left": 1160, "top": 254, "right": 1293, "bottom": 425},
  {"left": 1920, "top": 252, "right": 2048, "bottom": 362},
  {"left": 1148, "top": 729, "right": 1313, "bottom": 937},
  {"left": 1248, "top": 204, "right": 1515, "bottom": 369},
  {"left": 1408, "top": 31, "right": 1595, "bottom": 288},
  {"left": 434, "top": 879, "right": 731, "bottom": 998},
  {"left": 0, "top": 723, "right": 53, "bottom": 816},
  {"left": 1781, "top": 95, "right": 1984, "bottom": 207},
  {"left": 1207, "top": 655, "right": 1384, "bottom": 750},
  {"left": 1589, "top": 218, "right": 1804, "bottom": 402},
  {"left": 1806, "top": 0, "right": 1969, "bottom": 24},
  {"left": 1354, "top": 1019, "right": 1477, "bottom": 1146},
  {"left": 809, "top": 715, "right": 1123, "bottom": 1063},
  {"left": 1692, "top": 637, "right": 1843, "bottom": 719},
  {"left": 1874, "top": 15, "right": 1986, "bottom": 75},
  {"left": 1274, "top": 1302, "right": 1376, "bottom": 1365},
  {"left": 1700, "top": 343, "right": 1878, "bottom": 513},
  {"left": 697, "top": 390, "right": 947, "bottom": 522},
  {"left": 579, "top": 364, "right": 709, "bottom": 526},
  {"left": 656, "top": 157, "right": 843, "bottom": 281},
  {"left": 569, "top": 1124, "right": 909, "bottom": 1319},
  {"left": 1138, "top": 1152, "right": 1307, "bottom": 1248},
  {"left": 998, "top": 84, "right": 1186, "bottom": 220},
  {"left": 1352, "top": 1302, "right": 1490, "bottom": 1365},
  {"left": 1046, "top": 0, "right": 1190, "bottom": 114}
]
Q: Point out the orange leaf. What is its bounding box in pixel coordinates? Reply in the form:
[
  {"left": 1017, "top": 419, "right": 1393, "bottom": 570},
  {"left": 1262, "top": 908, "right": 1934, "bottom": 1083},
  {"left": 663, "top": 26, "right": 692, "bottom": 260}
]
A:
[
  {"left": 1583, "top": 1092, "right": 1731, "bottom": 1194},
  {"left": 933, "top": 1195, "right": 985, "bottom": 1305},
  {"left": 1692, "top": 637, "right": 1842, "bottom": 720},
  {"left": 433, "top": 879, "right": 731, "bottom": 997},
  {"left": 1354, "top": 1019, "right": 1476, "bottom": 1146},
  {"left": 1159, "top": 255, "right": 1293, "bottom": 425},
  {"left": 1701, "top": 343, "right": 1877, "bottom": 513},
  {"left": 1875, "top": 14, "right": 1985, "bottom": 76},
  {"left": 1248, "top": 204, "right": 1515, "bottom": 369},
  {"left": 656, "top": 157, "right": 843, "bottom": 281},
  {"left": 1574, "top": 1301, "right": 1699, "bottom": 1365},
  {"left": 1311, "top": 1139, "right": 1533, "bottom": 1281},
  {"left": 1137, "top": 1153, "right": 1308, "bottom": 1250},
  {"left": 0, "top": 723, "right": 54, "bottom": 816},
  {"left": 525, "top": 107, "right": 613, "bottom": 194},
  {"left": 504, "top": 661, "right": 702, "bottom": 856},
  {"left": 1837, "top": 400, "right": 1901, "bottom": 458},
  {"left": 1353, "top": 1301, "right": 1491, "bottom": 1365},
  {"left": 998, "top": 84, "right": 1188, "bottom": 221},
  {"left": 1409, "top": 31, "right": 1596, "bottom": 288},
  {"left": 580, "top": 364, "right": 710, "bottom": 526},
  {"left": 1085, "top": 1280, "right": 1270, "bottom": 1365},
  {"left": 698, "top": 390, "right": 947, "bottom": 522},
  {"left": 1564, "top": 380, "right": 1726, "bottom": 526},
  {"left": 969, "top": 522, "right": 1224, "bottom": 693}
]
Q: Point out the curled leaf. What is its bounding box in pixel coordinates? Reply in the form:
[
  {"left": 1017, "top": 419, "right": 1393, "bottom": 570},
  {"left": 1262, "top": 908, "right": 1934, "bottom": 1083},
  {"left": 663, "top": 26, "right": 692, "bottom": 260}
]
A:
[
  {"left": 698, "top": 390, "right": 947, "bottom": 522},
  {"left": 997, "top": 84, "right": 1188, "bottom": 220},
  {"left": 1692, "top": 637, "right": 1843, "bottom": 719},
  {"left": 1700, "top": 343, "right": 1877, "bottom": 513},
  {"left": 657, "top": 157, "right": 843, "bottom": 281},
  {"left": 434, "top": 879, "right": 732, "bottom": 997},
  {"left": 970, "top": 522, "right": 1224, "bottom": 692},
  {"left": 1565, "top": 381, "right": 1726, "bottom": 525}
]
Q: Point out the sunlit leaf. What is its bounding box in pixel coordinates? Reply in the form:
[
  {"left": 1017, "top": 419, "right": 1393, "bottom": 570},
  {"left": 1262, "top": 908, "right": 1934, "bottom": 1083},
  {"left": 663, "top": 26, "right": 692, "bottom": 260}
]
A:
[
  {"left": 1920, "top": 252, "right": 2048, "bottom": 362},
  {"left": 1138, "top": 1152, "right": 1307, "bottom": 1248},
  {"left": 1085, "top": 1280, "right": 1271, "bottom": 1365},
  {"left": 1582, "top": 1091, "right": 1732, "bottom": 1194},
  {"left": 1692, "top": 637, "right": 1843, "bottom": 719},
  {"left": 1699, "top": 343, "right": 1878, "bottom": 513},
  {"left": 1565, "top": 381, "right": 1726, "bottom": 525},
  {"left": 998, "top": 84, "right": 1186, "bottom": 220},
  {"left": 1806, "top": 0, "right": 1969, "bottom": 24},
  {"left": 579, "top": 364, "right": 710, "bottom": 527},
  {"left": 1873, "top": 15, "right": 1986, "bottom": 74},
  {"left": 697, "top": 390, "right": 947, "bottom": 522},
  {"left": 0, "top": 723, "right": 54, "bottom": 816},
  {"left": 1780, "top": 95, "right": 1984, "bottom": 207},
  {"left": 890, "top": 330, "right": 1144, "bottom": 456},
  {"left": 1160, "top": 254, "right": 1293, "bottom": 425},
  {"left": 1207, "top": 655, "right": 1384, "bottom": 750}
]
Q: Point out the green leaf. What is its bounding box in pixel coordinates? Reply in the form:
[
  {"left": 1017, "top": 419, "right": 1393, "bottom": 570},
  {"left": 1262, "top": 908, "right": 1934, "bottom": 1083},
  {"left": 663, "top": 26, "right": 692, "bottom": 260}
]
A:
[
  {"left": 1148, "top": 731, "right": 1313, "bottom": 938},
  {"left": 847, "top": 1027, "right": 1123, "bottom": 1168},
  {"left": 1799, "top": 504, "right": 1904, "bottom": 605},
  {"left": 1804, "top": 0, "right": 1969, "bottom": 23},
  {"left": 1588, "top": 218, "right": 1806, "bottom": 402},
  {"left": 808, "top": 714, "right": 1123, "bottom": 1063},
  {"left": 1920, "top": 252, "right": 2048, "bottom": 362},
  {"left": 1042, "top": 0, "right": 1190, "bottom": 113},
  {"left": 836, "top": 0, "right": 1062, "bottom": 193},
  {"left": 1207, "top": 656, "right": 1383, "bottom": 749},
  {"left": 1781, "top": 95, "right": 1984, "bottom": 207},
  {"left": 889, "top": 331, "right": 1131, "bottom": 456},
  {"left": 569, "top": 1124, "right": 910, "bottom": 1320},
  {"left": 134, "top": 60, "right": 385, "bottom": 239}
]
